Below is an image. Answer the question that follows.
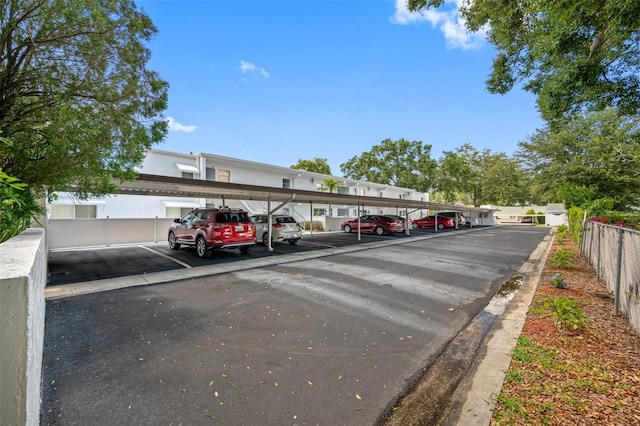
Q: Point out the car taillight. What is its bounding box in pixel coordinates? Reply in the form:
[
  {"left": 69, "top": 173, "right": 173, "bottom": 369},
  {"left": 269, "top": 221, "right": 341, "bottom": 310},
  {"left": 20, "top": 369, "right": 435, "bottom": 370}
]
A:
[{"left": 272, "top": 223, "right": 284, "bottom": 228}]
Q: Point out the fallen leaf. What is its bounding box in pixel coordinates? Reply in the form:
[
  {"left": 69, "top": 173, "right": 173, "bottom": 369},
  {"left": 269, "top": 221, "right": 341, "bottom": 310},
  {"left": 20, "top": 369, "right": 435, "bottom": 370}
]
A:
[
  {"left": 356, "top": 393, "right": 362, "bottom": 400},
  {"left": 338, "top": 375, "right": 343, "bottom": 380}
]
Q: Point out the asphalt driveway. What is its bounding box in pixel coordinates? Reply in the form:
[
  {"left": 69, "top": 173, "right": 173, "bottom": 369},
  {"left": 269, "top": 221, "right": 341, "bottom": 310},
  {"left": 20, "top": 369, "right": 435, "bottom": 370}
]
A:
[{"left": 41, "top": 226, "right": 550, "bottom": 425}]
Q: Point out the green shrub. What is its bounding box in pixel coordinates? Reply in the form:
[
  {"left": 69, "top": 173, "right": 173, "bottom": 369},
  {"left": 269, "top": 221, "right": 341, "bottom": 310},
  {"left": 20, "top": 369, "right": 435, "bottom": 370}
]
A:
[
  {"left": 0, "top": 169, "right": 41, "bottom": 244},
  {"left": 548, "top": 249, "right": 575, "bottom": 268},
  {"left": 567, "top": 207, "right": 585, "bottom": 243},
  {"left": 551, "top": 297, "right": 588, "bottom": 330},
  {"left": 548, "top": 273, "right": 569, "bottom": 289},
  {"left": 556, "top": 224, "right": 568, "bottom": 244},
  {"left": 303, "top": 220, "right": 324, "bottom": 232}
]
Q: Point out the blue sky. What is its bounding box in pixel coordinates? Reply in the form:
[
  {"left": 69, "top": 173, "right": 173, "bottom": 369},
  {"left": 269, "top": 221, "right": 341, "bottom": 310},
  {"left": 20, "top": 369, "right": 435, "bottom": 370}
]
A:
[{"left": 139, "top": 0, "right": 543, "bottom": 176}]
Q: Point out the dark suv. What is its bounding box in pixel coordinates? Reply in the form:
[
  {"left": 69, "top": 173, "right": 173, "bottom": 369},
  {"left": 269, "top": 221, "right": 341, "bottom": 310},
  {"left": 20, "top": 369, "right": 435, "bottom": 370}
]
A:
[{"left": 168, "top": 208, "right": 256, "bottom": 258}]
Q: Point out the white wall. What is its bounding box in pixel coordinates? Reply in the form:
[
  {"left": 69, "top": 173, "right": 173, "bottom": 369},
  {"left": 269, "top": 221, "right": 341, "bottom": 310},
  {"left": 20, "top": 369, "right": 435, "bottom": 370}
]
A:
[
  {"left": 0, "top": 229, "right": 46, "bottom": 426},
  {"left": 138, "top": 149, "right": 197, "bottom": 177},
  {"left": 546, "top": 213, "right": 568, "bottom": 227}
]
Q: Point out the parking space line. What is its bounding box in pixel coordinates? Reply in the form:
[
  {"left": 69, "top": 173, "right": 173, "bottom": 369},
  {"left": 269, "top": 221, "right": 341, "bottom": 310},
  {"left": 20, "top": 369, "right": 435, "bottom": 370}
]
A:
[{"left": 138, "top": 245, "right": 192, "bottom": 268}]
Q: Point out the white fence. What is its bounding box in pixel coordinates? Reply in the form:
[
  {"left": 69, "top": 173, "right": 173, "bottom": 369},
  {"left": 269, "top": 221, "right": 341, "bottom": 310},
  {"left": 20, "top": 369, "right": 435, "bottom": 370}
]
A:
[
  {"left": 48, "top": 218, "right": 175, "bottom": 250},
  {"left": 581, "top": 221, "right": 640, "bottom": 337}
]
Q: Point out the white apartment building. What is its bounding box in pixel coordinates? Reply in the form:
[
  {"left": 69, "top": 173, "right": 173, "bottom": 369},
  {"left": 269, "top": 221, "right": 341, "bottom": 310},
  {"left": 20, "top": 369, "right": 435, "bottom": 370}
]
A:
[{"left": 49, "top": 148, "right": 431, "bottom": 222}]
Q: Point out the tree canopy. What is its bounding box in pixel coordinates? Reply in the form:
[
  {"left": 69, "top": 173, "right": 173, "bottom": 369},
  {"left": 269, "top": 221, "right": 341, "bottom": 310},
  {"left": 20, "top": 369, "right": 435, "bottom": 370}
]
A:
[
  {"left": 290, "top": 157, "right": 332, "bottom": 175},
  {"left": 438, "top": 143, "right": 529, "bottom": 207},
  {"left": 339, "top": 138, "right": 437, "bottom": 192},
  {"left": 0, "top": 0, "right": 168, "bottom": 197},
  {"left": 409, "top": 0, "right": 640, "bottom": 124},
  {"left": 517, "top": 109, "right": 640, "bottom": 210}
]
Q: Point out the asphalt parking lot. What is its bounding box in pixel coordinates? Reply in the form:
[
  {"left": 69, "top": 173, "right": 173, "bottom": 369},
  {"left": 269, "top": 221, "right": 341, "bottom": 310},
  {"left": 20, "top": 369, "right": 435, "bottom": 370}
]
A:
[
  {"left": 41, "top": 225, "right": 552, "bottom": 425},
  {"left": 46, "top": 227, "right": 452, "bottom": 286}
]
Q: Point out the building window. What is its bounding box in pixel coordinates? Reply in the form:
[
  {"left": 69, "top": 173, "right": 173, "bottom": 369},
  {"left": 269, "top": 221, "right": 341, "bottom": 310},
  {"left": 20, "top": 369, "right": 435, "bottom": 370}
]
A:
[
  {"left": 218, "top": 169, "right": 230, "bottom": 182},
  {"left": 51, "top": 204, "right": 97, "bottom": 219},
  {"left": 337, "top": 208, "right": 349, "bottom": 217},
  {"left": 398, "top": 194, "right": 404, "bottom": 199},
  {"left": 313, "top": 208, "right": 326, "bottom": 216},
  {"left": 206, "top": 167, "right": 216, "bottom": 181},
  {"left": 166, "top": 207, "right": 194, "bottom": 219},
  {"left": 282, "top": 178, "right": 291, "bottom": 189},
  {"left": 379, "top": 191, "right": 384, "bottom": 197},
  {"left": 176, "top": 163, "right": 199, "bottom": 177}
]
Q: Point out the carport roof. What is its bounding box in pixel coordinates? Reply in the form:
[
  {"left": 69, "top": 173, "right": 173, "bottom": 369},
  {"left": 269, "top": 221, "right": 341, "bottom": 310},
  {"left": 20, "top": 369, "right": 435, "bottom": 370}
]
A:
[{"left": 111, "top": 173, "right": 491, "bottom": 212}]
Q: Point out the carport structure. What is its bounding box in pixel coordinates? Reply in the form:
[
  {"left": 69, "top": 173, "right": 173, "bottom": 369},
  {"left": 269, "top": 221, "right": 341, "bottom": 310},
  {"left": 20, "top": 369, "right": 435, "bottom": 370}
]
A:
[{"left": 109, "top": 173, "right": 491, "bottom": 249}]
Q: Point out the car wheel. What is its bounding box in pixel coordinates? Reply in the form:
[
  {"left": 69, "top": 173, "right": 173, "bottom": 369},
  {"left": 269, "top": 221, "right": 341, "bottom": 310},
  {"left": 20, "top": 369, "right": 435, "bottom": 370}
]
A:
[
  {"left": 344, "top": 224, "right": 352, "bottom": 233},
  {"left": 375, "top": 226, "right": 384, "bottom": 236},
  {"left": 262, "top": 233, "right": 270, "bottom": 245},
  {"left": 288, "top": 239, "right": 297, "bottom": 245},
  {"left": 437, "top": 223, "right": 445, "bottom": 230},
  {"left": 196, "top": 236, "right": 210, "bottom": 258},
  {"left": 168, "top": 231, "right": 181, "bottom": 250},
  {"left": 240, "top": 246, "right": 250, "bottom": 254}
]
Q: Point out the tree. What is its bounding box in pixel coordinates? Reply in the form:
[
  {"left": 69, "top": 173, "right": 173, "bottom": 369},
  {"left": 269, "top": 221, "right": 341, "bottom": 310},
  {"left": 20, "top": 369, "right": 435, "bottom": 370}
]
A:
[
  {"left": 290, "top": 158, "right": 332, "bottom": 175},
  {"left": 0, "top": 162, "right": 39, "bottom": 243},
  {"left": 318, "top": 177, "right": 342, "bottom": 194},
  {"left": 317, "top": 177, "right": 343, "bottom": 217},
  {"left": 340, "top": 138, "right": 437, "bottom": 192},
  {"left": 0, "top": 0, "right": 168, "bottom": 198},
  {"left": 409, "top": 0, "right": 640, "bottom": 124},
  {"left": 517, "top": 109, "right": 640, "bottom": 210},
  {"left": 438, "top": 144, "right": 529, "bottom": 207}
]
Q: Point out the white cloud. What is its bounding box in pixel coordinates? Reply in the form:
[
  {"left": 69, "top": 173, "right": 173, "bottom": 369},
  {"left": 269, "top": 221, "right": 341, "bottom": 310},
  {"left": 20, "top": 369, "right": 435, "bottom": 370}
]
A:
[
  {"left": 166, "top": 117, "right": 197, "bottom": 133},
  {"left": 390, "top": 0, "right": 486, "bottom": 50},
  {"left": 239, "top": 60, "right": 270, "bottom": 78}
]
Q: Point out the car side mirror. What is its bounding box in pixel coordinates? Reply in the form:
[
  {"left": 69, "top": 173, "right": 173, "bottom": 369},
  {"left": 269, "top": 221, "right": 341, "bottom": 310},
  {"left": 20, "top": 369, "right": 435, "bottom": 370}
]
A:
[{"left": 173, "top": 218, "right": 181, "bottom": 223}]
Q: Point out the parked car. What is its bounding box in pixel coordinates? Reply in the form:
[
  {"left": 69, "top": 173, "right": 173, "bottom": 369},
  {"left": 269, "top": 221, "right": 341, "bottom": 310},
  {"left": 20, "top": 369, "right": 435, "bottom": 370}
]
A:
[
  {"left": 384, "top": 215, "right": 407, "bottom": 232},
  {"left": 251, "top": 214, "right": 303, "bottom": 245},
  {"left": 436, "top": 211, "right": 467, "bottom": 227},
  {"left": 168, "top": 208, "right": 256, "bottom": 258},
  {"left": 411, "top": 215, "right": 455, "bottom": 230},
  {"left": 340, "top": 215, "right": 404, "bottom": 235}
]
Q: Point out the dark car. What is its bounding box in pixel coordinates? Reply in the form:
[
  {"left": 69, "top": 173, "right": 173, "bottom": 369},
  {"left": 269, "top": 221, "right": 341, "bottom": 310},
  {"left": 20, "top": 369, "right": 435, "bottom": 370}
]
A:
[
  {"left": 168, "top": 208, "right": 256, "bottom": 258},
  {"left": 340, "top": 215, "right": 404, "bottom": 235},
  {"left": 411, "top": 215, "right": 455, "bottom": 230}
]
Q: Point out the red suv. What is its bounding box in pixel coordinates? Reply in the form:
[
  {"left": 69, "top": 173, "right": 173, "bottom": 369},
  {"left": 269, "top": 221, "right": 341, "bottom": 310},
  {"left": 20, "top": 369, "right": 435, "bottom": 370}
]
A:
[{"left": 168, "top": 208, "right": 256, "bottom": 258}]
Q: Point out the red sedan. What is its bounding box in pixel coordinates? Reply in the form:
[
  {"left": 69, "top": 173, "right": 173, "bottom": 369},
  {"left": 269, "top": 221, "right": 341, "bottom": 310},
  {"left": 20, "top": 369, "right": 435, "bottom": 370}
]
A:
[
  {"left": 340, "top": 215, "right": 404, "bottom": 235},
  {"left": 411, "top": 215, "right": 455, "bottom": 230}
]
